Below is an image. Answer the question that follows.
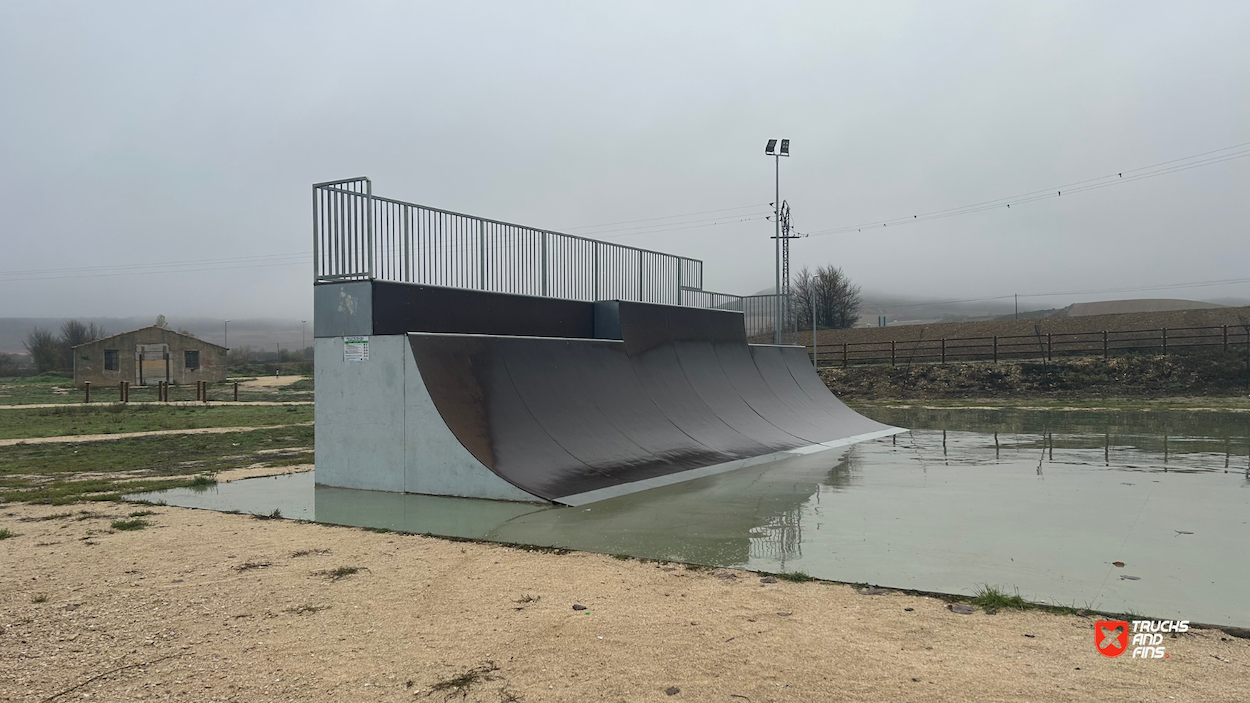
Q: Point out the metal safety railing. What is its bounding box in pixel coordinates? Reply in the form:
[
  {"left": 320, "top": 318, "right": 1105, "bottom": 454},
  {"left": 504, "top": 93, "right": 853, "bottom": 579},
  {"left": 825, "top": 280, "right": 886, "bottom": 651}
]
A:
[{"left": 314, "top": 177, "right": 720, "bottom": 307}]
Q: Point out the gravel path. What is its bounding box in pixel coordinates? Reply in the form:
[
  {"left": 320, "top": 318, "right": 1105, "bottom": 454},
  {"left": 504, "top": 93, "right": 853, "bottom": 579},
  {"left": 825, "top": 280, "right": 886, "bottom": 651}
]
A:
[{"left": 1, "top": 503, "right": 1245, "bottom": 702}]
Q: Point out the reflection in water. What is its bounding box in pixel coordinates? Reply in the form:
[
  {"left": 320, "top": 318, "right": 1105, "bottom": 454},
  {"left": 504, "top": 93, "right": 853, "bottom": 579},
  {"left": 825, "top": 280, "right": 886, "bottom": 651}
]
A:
[{"left": 130, "top": 408, "right": 1250, "bottom": 627}]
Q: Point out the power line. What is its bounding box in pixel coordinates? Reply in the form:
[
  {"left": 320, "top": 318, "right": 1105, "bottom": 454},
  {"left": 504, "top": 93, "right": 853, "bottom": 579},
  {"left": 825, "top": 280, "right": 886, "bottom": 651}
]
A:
[
  {"left": 802, "top": 141, "right": 1250, "bottom": 237},
  {"left": 596, "top": 215, "right": 770, "bottom": 239},
  {"left": 558, "top": 203, "right": 769, "bottom": 231}
]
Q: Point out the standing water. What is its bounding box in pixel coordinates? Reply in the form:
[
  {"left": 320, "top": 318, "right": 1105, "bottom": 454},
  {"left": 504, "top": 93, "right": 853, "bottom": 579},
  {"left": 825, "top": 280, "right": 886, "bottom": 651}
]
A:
[{"left": 130, "top": 408, "right": 1250, "bottom": 628}]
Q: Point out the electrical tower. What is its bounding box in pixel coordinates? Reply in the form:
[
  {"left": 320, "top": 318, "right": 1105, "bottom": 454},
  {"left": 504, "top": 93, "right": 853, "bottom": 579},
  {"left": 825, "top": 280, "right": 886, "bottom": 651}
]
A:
[{"left": 775, "top": 200, "right": 802, "bottom": 344}]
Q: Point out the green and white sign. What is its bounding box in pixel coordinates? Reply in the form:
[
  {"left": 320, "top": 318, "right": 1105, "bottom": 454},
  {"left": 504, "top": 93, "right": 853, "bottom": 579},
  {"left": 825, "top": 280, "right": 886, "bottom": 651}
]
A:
[{"left": 344, "top": 336, "right": 369, "bottom": 362}]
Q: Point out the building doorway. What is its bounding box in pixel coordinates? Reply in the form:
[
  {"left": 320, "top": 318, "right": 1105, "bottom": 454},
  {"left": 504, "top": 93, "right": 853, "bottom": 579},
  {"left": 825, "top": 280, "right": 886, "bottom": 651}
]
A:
[{"left": 136, "top": 344, "right": 170, "bottom": 385}]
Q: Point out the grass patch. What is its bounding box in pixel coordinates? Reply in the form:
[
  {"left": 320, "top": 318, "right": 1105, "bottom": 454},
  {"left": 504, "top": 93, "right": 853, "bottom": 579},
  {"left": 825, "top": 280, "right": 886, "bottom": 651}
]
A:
[
  {"left": 285, "top": 604, "right": 326, "bottom": 615},
  {"left": 0, "top": 375, "right": 313, "bottom": 406},
  {"left": 31, "top": 593, "right": 48, "bottom": 603},
  {"left": 0, "top": 528, "right": 15, "bottom": 540},
  {"left": 128, "top": 509, "right": 154, "bottom": 517},
  {"left": 291, "top": 548, "right": 331, "bottom": 558},
  {"left": 610, "top": 553, "right": 631, "bottom": 561},
  {"left": 316, "top": 565, "right": 365, "bottom": 581},
  {"left": 0, "top": 425, "right": 313, "bottom": 505},
  {"left": 970, "top": 585, "right": 1032, "bottom": 613},
  {"left": 110, "top": 518, "right": 149, "bottom": 531},
  {"left": 773, "top": 571, "right": 816, "bottom": 583},
  {"left": 429, "top": 662, "right": 500, "bottom": 699},
  {"left": 189, "top": 475, "right": 216, "bottom": 487},
  {"left": 0, "top": 404, "right": 313, "bottom": 440},
  {"left": 252, "top": 508, "right": 283, "bottom": 520}
]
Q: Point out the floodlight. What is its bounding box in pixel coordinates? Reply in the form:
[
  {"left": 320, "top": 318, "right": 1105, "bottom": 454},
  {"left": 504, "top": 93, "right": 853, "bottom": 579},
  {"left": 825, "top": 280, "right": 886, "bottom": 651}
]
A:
[
  {"left": 779, "top": 139, "right": 790, "bottom": 156},
  {"left": 765, "top": 139, "right": 777, "bottom": 155}
]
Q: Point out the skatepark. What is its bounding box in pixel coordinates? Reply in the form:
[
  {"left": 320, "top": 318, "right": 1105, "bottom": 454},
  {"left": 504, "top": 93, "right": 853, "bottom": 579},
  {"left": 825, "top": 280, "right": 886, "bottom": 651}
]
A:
[{"left": 312, "top": 177, "right": 899, "bottom": 504}]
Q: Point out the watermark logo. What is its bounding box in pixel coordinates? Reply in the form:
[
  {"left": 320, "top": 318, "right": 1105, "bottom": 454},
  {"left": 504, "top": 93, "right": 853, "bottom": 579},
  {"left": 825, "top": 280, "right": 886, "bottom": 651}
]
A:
[
  {"left": 1097, "top": 620, "right": 1189, "bottom": 658},
  {"left": 1096, "top": 620, "right": 1129, "bottom": 657}
]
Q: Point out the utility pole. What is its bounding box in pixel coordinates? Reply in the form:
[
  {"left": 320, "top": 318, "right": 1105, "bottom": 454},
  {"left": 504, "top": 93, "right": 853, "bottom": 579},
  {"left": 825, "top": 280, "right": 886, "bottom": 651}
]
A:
[
  {"left": 1015, "top": 294, "right": 1018, "bottom": 320},
  {"left": 301, "top": 320, "right": 307, "bottom": 358},
  {"left": 765, "top": 139, "right": 790, "bottom": 344},
  {"left": 224, "top": 319, "right": 230, "bottom": 348}
]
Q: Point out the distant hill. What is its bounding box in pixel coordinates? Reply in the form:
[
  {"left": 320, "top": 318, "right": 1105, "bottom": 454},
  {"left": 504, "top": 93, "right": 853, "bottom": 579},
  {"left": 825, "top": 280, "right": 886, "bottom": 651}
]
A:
[{"left": 0, "top": 317, "right": 311, "bottom": 356}]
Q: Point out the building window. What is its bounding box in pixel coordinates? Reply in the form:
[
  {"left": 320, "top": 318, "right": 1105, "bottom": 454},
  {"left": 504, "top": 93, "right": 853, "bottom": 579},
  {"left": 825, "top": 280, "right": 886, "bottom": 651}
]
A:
[
  {"left": 185, "top": 350, "right": 200, "bottom": 370},
  {"left": 104, "top": 350, "right": 119, "bottom": 371}
]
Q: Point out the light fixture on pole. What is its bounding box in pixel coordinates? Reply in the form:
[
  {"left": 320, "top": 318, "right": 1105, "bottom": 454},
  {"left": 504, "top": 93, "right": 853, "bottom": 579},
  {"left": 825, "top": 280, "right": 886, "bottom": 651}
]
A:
[{"left": 765, "top": 139, "right": 790, "bottom": 344}]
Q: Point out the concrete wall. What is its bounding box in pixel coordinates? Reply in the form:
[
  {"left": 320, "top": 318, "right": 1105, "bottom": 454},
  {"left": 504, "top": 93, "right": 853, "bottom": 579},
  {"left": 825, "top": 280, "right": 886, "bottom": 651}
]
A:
[
  {"left": 73, "top": 326, "right": 228, "bottom": 387},
  {"left": 314, "top": 333, "right": 543, "bottom": 502}
]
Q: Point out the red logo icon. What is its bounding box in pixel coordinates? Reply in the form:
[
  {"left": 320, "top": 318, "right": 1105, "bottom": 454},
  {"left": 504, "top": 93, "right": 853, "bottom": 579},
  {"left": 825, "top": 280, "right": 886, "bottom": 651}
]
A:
[{"left": 1096, "top": 620, "right": 1129, "bottom": 657}]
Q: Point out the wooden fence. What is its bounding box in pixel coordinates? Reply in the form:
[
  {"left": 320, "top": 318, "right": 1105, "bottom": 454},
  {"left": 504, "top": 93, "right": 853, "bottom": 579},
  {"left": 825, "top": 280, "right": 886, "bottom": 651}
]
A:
[{"left": 809, "top": 325, "right": 1250, "bottom": 367}]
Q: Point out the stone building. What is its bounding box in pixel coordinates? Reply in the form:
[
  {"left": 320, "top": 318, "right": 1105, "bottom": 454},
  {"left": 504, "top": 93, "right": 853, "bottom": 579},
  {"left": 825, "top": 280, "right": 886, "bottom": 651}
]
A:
[{"left": 72, "top": 326, "right": 228, "bottom": 387}]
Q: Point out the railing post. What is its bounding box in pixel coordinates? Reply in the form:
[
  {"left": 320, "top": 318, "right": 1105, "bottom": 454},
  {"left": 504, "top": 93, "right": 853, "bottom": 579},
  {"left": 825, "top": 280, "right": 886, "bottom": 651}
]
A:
[
  {"left": 941, "top": 338, "right": 946, "bottom": 364},
  {"left": 1103, "top": 330, "right": 1108, "bottom": 359},
  {"left": 638, "top": 249, "right": 644, "bottom": 302},
  {"left": 404, "top": 206, "right": 413, "bottom": 283},
  {"left": 593, "top": 241, "right": 600, "bottom": 301},
  {"left": 365, "top": 178, "right": 374, "bottom": 280},
  {"left": 890, "top": 340, "right": 896, "bottom": 366},
  {"left": 1162, "top": 327, "right": 1168, "bottom": 355},
  {"left": 541, "top": 232, "right": 548, "bottom": 297},
  {"left": 312, "top": 186, "right": 319, "bottom": 281},
  {"left": 993, "top": 336, "right": 998, "bottom": 363},
  {"left": 478, "top": 219, "right": 486, "bottom": 291}
]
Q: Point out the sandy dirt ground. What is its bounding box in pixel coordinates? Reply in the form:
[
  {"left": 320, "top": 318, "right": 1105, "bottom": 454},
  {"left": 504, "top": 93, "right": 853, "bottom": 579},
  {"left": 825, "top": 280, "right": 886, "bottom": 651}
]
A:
[
  {"left": 0, "top": 423, "right": 313, "bottom": 448},
  {"left": 1, "top": 503, "right": 1246, "bottom": 703},
  {"left": 214, "top": 463, "right": 314, "bottom": 482},
  {"left": 236, "top": 376, "right": 307, "bottom": 389}
]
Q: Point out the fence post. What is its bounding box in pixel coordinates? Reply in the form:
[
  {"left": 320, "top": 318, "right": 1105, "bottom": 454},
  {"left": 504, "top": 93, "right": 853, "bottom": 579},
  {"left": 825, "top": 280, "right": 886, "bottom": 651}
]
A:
[
  {"left": 234, "top": 382, "right": 239, "bottom": 402},
  {"left": 84, "top": 382, "right": 91, "bottom": 404},
  {"left": 1162, "top": 328, "right": 1168, "bottom": 355},
  {"left": 1046, "top": 333, "right": 1052, "bottom": 361},
  {"left": 478, "top": 219, "right": 486, "bottom": 291},
  {"left": 993, "top": 336, "right": 998, "bottom": 363},
  {"left": 890, "top": 340, "right": 896, "bottom": 366},
  {"left": 1103, "top": 330, "right": 1108, "bottom": 359},
  {"left": 842, "top": 343, "right": 848, "bottom": 368},
  {"left": 941, "top": 338, "right": 946, "bottom": 364},
  {"left": 1224, "top": 325, "right": 1228, "bottom": 351}
]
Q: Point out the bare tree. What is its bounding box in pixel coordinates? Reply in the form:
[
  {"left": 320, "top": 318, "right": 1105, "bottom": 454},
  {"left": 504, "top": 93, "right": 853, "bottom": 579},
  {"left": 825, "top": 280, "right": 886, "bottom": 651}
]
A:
[
  {"left": 56, "top": 320, "right": 107, "bottom": 372},
  {"left": 794, "top": 265, "right": 862, "bottom": 329},
  {"left": 24, "top": 327, "right": 59, "bottom": 373},
  {"left": 154, "top": 314, "right": 169, "bottom": 329}
]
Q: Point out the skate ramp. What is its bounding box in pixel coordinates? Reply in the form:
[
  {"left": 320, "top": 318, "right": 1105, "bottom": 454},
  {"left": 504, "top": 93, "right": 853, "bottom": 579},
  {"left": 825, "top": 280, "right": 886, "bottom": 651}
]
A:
[{"left": 409, "top": 332, "right": 897, "bottom": 504}]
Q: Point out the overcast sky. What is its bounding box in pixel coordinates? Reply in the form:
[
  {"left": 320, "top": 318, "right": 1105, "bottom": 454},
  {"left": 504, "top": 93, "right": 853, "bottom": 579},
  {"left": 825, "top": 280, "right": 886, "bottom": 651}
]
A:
[{"left": 1, "top": 1, "right": 1247, "bottom": 319}]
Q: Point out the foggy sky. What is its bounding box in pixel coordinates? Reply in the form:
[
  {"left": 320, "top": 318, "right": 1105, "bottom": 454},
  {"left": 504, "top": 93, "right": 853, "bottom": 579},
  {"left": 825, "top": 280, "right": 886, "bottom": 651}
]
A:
[{"left": 2, "top": 1, "right": 1247, "bottom": 319}]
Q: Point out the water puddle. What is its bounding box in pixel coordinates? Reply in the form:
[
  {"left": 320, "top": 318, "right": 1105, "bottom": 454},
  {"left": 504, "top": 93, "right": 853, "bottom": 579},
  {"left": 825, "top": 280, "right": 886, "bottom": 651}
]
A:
[{"left": 130, "top": 408, "right": 1250, "bottom": 627}]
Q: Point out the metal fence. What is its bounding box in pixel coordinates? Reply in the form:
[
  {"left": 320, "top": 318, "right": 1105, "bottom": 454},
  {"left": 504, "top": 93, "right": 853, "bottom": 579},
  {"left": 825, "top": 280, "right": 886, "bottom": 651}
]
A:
[
  {"left": 315, "top": 177, "right": 721, "bottom": 306},
  {"left": 808, "top": 325, "right": 1250, "bottom": 367}
]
